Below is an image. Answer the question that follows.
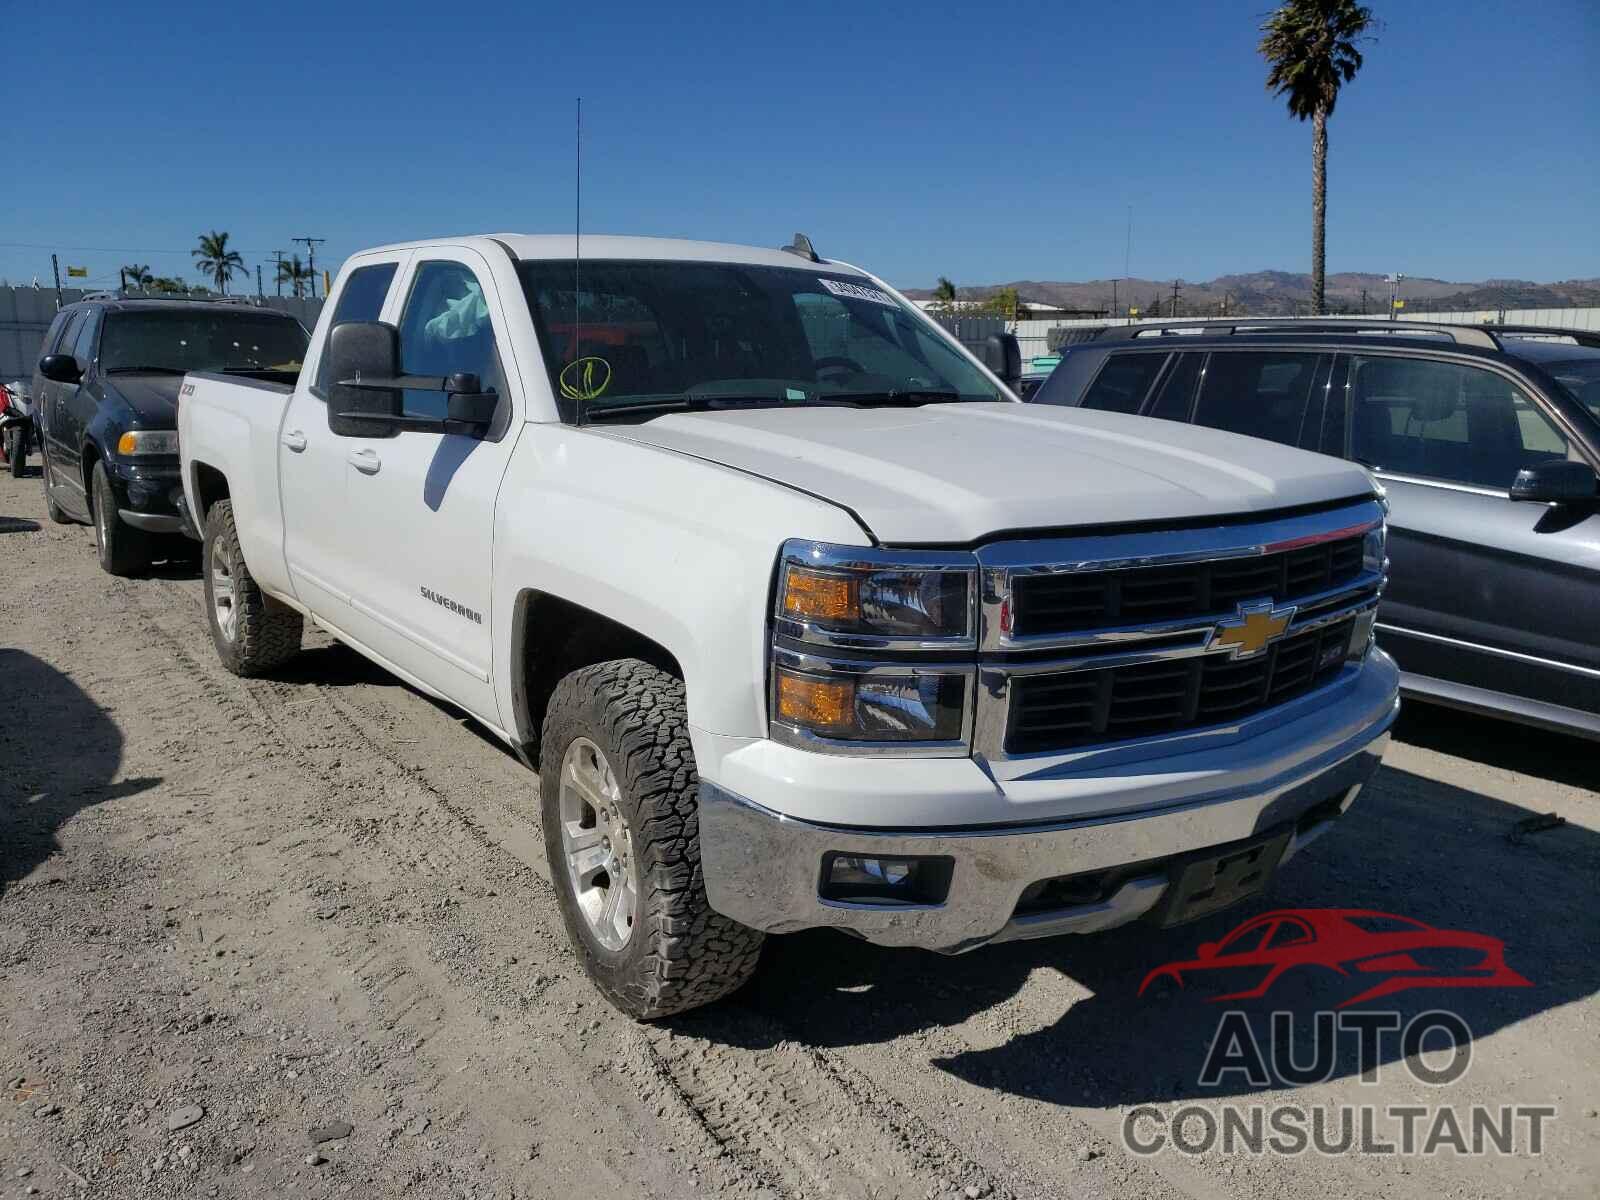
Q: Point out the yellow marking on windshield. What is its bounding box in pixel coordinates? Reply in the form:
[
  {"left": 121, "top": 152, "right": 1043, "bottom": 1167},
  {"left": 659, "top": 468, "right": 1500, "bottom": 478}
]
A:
[{"left": 560, "top": 356, "right": 612, "bottom": 402}]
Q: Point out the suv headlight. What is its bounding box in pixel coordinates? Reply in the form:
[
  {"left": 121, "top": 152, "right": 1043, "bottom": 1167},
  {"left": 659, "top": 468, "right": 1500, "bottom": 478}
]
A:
[
  {"left": 775, "top": 541, "right": 976, "bottom": 648},
  {"left": 770, "top": 542, "right": 978, "bottom": 755},
  {"left": 116, "top": 430, "right": 180, "bottom": 456}
]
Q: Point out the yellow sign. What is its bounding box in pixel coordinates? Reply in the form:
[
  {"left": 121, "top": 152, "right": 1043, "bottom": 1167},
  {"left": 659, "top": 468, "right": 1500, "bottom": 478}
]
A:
[
  {"left": 1129, "top": 307, "right": 1140, "bottom": 316},
  {"left": 1208, "top": 602, "right": 1297, "bottom": 659},
  {"left": 558, "top": 355, "right": 612, "bottom": 402},
  {"left": 66, "top": 266, "right": 88, "bottom": 278},
  {"left": 1393, "top": 299, "right": 1406, "bottom": 310}
]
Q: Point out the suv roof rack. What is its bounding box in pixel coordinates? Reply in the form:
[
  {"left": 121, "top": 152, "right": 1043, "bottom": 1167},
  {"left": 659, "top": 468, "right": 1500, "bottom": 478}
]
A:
[
  {"left": 77, "top": 290, "right": 262, "bottom": 306},
  {"left": 1490, "top": 325, "right": 1600, "bottom": 350},
  {"left": 1092, "top": 318, "right": 1502, "bottom": 350}
]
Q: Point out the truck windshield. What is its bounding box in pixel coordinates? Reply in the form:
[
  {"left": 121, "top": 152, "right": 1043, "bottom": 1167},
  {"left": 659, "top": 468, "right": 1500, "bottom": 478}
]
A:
[
  {"left": 100, "top": 310, "right": 310, "bottom": 375},
  {"left": 518, "top": 260, "right": 1005, "bottom": 421}
]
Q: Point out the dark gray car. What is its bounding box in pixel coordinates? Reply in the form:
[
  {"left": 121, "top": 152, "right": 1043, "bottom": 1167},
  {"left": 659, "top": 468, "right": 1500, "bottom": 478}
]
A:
[{"left": 1031, "top": 320, "right": 1600, "bottom": 740}]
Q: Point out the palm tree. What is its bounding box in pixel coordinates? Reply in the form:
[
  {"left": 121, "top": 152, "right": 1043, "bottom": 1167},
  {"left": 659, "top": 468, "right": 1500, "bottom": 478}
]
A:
[
  {"left": 122, "top": 263, "right": 153, "bottom": 290},
  {"left": 149, "top": 276, "right": 187, "bottom": 294},
  {"left": 1258, "top": 0, "right": 1375, "bottom": 315},
  {"left": 276, "top": 254, "right": 310, "bottom": 299},
  {"left": 192, "top": 230, "right": 246, "bottom": 295}
]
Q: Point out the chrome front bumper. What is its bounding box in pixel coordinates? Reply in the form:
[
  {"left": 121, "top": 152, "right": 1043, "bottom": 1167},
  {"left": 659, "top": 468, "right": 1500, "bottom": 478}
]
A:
[{"left": 700, "top": 697, "right": 1394, "bottom": 953}]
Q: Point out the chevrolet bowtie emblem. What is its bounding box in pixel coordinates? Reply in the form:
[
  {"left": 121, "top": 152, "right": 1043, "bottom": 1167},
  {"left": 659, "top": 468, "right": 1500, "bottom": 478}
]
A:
[{"left": 1208, "top": 600, "right": 1298, "bottom": 659}]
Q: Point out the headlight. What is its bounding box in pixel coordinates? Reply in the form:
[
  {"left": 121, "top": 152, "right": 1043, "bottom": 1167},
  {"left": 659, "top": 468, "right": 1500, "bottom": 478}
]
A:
[
  {"left": 770, "top": 654, "right": 971, "bottom": 753},
  {"left": 775, "top": 541, "right": 977, "bottom": 648},
  {"left": 1362, "top": 521, "right": 1388, "bottom": 577},
  {"left": 116, "top": 430, "right": 180, "bottom": 456}
]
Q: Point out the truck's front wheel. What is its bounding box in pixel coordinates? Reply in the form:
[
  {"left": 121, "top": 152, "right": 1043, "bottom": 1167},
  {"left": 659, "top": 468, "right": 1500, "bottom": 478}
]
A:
[
  {"left": 540, "top": 659, "right": 764, "bottom": 1019},
  {"left": 202, "top": 499, "right": 303, "bottom": 676}
]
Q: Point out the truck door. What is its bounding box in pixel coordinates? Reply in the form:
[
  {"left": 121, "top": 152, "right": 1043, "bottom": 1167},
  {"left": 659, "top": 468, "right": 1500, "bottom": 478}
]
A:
[
  {"left": 332, "top": 249, "right": 520, "bottom": 727},
  {"left": 280, "top": 257, "right": 405, "bottom": 619},
  {"left": 39, "top": 310, "right": 89, "bottom": 517}
]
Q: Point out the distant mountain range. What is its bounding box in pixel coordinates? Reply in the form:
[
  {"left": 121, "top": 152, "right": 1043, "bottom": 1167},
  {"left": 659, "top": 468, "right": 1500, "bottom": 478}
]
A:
[{"left": 903, "top": 271, "right": 1600, "bottom": 316}]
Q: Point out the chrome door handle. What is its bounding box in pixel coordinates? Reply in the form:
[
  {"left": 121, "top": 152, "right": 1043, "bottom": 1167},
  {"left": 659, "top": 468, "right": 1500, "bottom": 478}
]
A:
[
  {"left": 281, "top": 429, "right": 307, "bottom": 452},
  {"left": 347, "top": 448, "right": 381, "bottom": 475}
]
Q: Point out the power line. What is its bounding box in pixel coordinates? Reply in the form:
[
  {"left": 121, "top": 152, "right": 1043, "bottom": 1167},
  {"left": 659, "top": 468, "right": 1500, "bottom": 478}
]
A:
[{"left": 0, "top": 240, "right": 291, "bottom": 256}]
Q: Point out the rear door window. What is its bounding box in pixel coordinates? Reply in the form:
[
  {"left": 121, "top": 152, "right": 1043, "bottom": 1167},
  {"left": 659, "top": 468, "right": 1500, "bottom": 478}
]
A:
[
  {"left": 71, "top": 311, "right": 100, "bottom": 365},
  {"left": 1148, "top": 353, "right": 1202, "bottom": 421},
  {"left": 1079, "top": 353, "right": 1169, "bottom": 414},
  {"left": 1192, "top": 351, "right": 1322, "bottom": 447}
]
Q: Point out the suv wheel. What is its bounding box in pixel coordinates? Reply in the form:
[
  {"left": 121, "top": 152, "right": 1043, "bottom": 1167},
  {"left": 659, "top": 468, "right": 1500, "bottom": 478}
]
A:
[
  {"left": 91, "top": 459, "right": 150, "bottom": 576},
  {"left": 202, "top": 498, "right": 303, "bottom": 675},
  {"left": 540, "top": 659, "right": 764, "bottom": 1019}
]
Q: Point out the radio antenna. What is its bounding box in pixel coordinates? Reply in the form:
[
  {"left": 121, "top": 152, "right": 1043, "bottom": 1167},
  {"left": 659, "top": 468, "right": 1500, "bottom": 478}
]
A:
[{"left": 573, "top": 96, "right": 585, "bottom": 427}]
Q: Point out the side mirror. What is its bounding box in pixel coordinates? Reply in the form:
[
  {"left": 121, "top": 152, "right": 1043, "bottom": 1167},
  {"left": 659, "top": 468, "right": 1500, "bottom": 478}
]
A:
[
  {"left": 38, "top": 354, "right": 81, "bottom": 385},
  {"left": 1510, "top": 460, "right": 1598, "bottom": 504},
  {"left": 327, "top": 321, "right": 401, "bottom": 438},
  {"left": 982, "top": 332, "right": 1022, "bottom": 388},
  {"left": 444, "top": 374, "right": 499, "bottom": 431}
]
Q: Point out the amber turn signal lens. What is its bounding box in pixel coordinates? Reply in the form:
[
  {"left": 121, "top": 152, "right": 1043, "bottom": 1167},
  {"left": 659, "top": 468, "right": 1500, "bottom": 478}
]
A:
[
  {"left": 782, "top": 568, "right": 857, "bottom": 623},
  {"left": 775, "top": 671, "right": 854, "bottom": 732},
  {"left": 117, "top": 432, "right": 137, "bottom": 455}
]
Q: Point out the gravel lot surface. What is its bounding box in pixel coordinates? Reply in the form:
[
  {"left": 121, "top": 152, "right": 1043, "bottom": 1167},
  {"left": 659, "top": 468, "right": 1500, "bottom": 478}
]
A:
[{"left": 2, "top": 465, "right": 1596, "bottom": 1199}]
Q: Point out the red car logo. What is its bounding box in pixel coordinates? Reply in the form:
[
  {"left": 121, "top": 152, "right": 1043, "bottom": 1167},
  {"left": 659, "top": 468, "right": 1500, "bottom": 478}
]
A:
[{"left": 1139, "top": 908, "right": 1532, "bottom": 1008}]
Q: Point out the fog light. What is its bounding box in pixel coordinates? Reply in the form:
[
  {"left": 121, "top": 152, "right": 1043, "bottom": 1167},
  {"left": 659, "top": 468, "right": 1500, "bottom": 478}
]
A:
[{"left": 820, "top": 853, "right": 953, "bottom": 906}]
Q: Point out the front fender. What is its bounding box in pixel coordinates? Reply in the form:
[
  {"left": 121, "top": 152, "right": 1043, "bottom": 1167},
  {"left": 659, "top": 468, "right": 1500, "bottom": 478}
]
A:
[{"left": 490, "top": 424, "right": 868, "bottom": 743}]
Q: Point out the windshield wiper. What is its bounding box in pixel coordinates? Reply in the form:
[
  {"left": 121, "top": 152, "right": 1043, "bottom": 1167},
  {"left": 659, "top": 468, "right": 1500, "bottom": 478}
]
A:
[
  {"left": 583, "top": 395, "right": 859, "bottom": 422},
  {"left": 104, "top": 365, "right": 187, "bottom": 375},
  {"left": 824, "top": 388, "right": 961, "bottom": 407}
]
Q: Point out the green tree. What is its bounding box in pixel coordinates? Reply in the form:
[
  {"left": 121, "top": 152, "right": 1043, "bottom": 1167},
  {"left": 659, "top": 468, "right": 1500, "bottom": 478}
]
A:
[
  {"left": 931, "top": 275, "right": 958, "bottom": 318},
  {"left": 122, "top": 263, "right": 153, "bottom": 289},
  {"left": 276, "top": 254, "right": 311, "bottom": 299},
  {"left": 192, "top": 230, "right": 246, "bottom": 295},
  {"left": 149, "top": 276, "right": 188, "bottom": 294},
  {"left": 981, "top": 286, "right": 1019, "bottom": 322},
  {"left": 1259, "top": 0, "right": 1376, "bottom": 315}
]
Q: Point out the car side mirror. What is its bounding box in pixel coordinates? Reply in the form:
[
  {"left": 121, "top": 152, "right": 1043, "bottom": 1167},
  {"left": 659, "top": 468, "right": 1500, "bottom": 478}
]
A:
[
  {"left": 1509, "top": 460, "right": 1598, "bottom": 504},
  {"left": 1197, "top": 941, "right": 1219, "bottom": 960},
  {"left": 982, "top": 332, "right": 1022, "bottom": 388},
  {"left": 444, "top": 374, "right": 499, "bottom": 431},
  {"left": 326, "top": 321, "right": 401, "bottom": 438},
  {"left": 38, "top": 353, "right": 81, "bottom": 385}
]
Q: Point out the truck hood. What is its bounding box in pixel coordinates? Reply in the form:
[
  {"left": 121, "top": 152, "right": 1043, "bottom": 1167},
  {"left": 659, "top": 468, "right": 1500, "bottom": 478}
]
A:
[{"left": 600, "top": 403, "right": 1375, "bottom": 544}]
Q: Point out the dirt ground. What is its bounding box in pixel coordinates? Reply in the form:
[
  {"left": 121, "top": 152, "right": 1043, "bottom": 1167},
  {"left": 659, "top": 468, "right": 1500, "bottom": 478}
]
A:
[{"left": 1, "top": 463, "right": 1596, "bottom": 1200}]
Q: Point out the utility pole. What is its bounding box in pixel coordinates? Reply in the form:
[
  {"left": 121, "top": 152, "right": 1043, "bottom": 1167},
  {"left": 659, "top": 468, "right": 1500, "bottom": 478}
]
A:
[
  {"left": 272, "top": 250, "right": 286, "bottom": 297},
  {"left": 119, "top": 267, "right": 128, "bottom": 292},
  {"left": 1386, "top": 272, "right": 1404, "bottom": 321},
  {"left": 1170, "top": 280, "right": 1182, "bottom": 318},
  {"left": 256, "top": 264, "right": 264, "bottom": 299},
  {"left": 52, "top": 254, "right": 62, "bottom": 310},
  {"left": 293, "top": 237, "right": 325, "bottom": 299},
  {"left": 1112, "top": 278, "right": 1118, "bottom": 321},
  {"left": 1361, "top": 288, "right": 1368, "bottom": 315}
]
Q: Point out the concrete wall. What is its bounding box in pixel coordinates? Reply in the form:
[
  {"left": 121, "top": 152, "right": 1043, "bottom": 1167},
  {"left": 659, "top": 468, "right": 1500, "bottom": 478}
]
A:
[{"left": 0, "top": 287, "right": 324, "bottom": 383}]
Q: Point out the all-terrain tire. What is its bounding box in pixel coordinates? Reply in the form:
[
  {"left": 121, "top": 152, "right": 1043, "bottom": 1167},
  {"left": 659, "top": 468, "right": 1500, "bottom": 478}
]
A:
[
  {"left": 540, "top": 659, "right": 764, "bottom": 1019},
  {"left": 91, "top": 459, "right": 150, "bottom": 576},
  {"left": 202, "top": 498, "right": 303, "bottom": 676},
  {"left": 40, "top": 450, "right": 72, "bottom": 524},
  {"left": 7, "top": 428, "right": 24, "bottom": 478}
]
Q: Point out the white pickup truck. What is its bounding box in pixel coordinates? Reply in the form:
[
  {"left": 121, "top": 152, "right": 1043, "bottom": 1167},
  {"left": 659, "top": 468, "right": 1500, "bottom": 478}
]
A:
[{"left": 178, "top": 233, "right": 1399, "bottom": 1018}]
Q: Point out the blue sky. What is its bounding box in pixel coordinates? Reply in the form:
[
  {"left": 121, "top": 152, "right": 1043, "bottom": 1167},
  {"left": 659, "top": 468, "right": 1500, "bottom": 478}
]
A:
[{"left": 4, "top": 0, "right": 1595, "bottom": 292}]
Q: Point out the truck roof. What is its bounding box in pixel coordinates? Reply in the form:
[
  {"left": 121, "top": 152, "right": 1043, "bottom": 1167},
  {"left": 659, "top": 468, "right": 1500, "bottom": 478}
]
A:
[{"left": 358, "top": 233, "right": 872, "bottom": 276}]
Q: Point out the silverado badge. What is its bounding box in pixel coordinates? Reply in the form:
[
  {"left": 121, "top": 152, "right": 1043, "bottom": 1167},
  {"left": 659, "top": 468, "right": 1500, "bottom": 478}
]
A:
[{"left": 1207, "top": 600, "right": 1298, "bottom": 659}]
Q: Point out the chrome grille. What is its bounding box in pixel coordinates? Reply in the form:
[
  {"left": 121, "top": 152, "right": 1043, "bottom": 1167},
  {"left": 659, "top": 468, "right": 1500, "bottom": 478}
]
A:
[
  {"left": 1005, "top": 618, "right": 1355, "bottom": 754},
  {"left": 1011, "top": 537, "right": 1364, "bottom": 637}
]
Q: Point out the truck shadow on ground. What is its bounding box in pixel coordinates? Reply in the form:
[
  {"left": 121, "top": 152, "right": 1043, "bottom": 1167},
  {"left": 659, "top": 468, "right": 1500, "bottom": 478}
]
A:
[
  {"left": 708, "top": 745, "right": 1598, "bottom": 1107},
  {"left": 0, "top": 649, "right": 160, "bottom": 897}
]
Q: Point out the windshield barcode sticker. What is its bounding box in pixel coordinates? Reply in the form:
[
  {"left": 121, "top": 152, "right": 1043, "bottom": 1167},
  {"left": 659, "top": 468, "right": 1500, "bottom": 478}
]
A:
[{"left": 818, "top": 278, "right": 897, "bottom": 307}]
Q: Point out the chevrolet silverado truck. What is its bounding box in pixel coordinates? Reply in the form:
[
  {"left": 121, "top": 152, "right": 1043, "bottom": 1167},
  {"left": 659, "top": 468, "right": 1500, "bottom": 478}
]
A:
[{"left": 177, "top": 233, "right": 1399, "bottom": 1019}]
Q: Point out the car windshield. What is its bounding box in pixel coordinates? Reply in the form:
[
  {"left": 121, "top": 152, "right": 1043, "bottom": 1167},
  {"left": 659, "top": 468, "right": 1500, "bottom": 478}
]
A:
[
  {"left": 518, "top": 259, "right": 1004, "bottom": 422},
  {"left": 1544, "top": 357, "right": 1600, "bottom": 422},
  {"left": 99, "top": 310, "right": 309, "bottom": 374}
]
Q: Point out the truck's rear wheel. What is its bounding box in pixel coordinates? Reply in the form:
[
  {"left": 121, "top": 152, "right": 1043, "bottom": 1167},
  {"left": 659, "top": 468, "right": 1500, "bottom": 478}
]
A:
[
  {"left": 539, "top": 659, "right": 764, "bottom": 1019},
  {"left": 91, "top": 460, "right": 150, "bottom": 576},
  {"left": 202, "top": 499, "right": 302, "bottom": 676}
]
